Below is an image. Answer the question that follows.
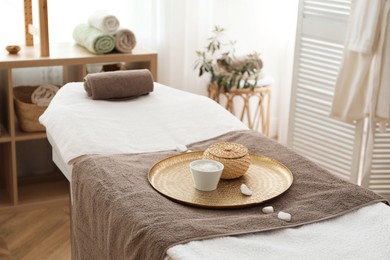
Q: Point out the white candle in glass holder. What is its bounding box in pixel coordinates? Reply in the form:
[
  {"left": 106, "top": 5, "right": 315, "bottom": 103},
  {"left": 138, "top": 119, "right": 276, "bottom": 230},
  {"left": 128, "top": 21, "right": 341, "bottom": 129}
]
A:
[{"left": 189, "top": 160, "right": 224, "bottom": 191}]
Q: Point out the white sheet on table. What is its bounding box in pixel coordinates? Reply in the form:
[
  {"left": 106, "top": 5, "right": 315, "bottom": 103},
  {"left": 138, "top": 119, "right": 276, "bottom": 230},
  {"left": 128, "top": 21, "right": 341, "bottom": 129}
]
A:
[
  {"left": 167, "top": 202, "right": 390, "bottom": 260},
  {"left": 39, "top": 82, "right": 248, "bottom": 164}
]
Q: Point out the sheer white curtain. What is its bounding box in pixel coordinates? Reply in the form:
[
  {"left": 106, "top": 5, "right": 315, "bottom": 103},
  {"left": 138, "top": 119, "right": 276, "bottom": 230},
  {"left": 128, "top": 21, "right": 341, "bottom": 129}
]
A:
[
  {"left": 0, "top": 0, "right": 298, "bottom": 138},
  {"left": 145, "top": 0, "right": 214, "bottom": 95}
]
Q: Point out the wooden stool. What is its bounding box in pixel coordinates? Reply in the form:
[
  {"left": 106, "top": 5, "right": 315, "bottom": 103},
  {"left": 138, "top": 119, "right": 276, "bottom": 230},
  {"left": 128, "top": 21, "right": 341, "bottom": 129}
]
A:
[{"left": 208, "top": 83, "right": 272, "bottom": 136}]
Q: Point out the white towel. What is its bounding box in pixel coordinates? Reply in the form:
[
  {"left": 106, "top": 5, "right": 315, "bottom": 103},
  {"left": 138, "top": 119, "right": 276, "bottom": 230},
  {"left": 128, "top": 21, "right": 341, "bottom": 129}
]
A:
[
  {"left": 115, "top": 28, "right": 137, "bottom": 53},
  {"left": 39, "top": 83, "right": 248, "bottom": 164},
  {"left": 167, "top": 203, "right": 390, "bottom": 260},
  {"left": 31, "top": 84, "right": 59, "bottom": 106},
  {"left": 88, "top": 10, "right": 120, "bottom": 35}
]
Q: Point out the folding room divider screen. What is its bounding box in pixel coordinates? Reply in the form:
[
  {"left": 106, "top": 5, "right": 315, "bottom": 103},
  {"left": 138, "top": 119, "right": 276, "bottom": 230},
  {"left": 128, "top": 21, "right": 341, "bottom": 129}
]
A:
[{"left": 287, "top": 0, "right": 390, "bottom": 200}]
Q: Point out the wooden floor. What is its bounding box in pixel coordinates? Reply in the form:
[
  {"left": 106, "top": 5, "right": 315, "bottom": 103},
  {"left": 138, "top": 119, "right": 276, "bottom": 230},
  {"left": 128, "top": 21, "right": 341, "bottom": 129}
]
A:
[{"left": 0, "top": 202, "right": 71, "bottom": 260}]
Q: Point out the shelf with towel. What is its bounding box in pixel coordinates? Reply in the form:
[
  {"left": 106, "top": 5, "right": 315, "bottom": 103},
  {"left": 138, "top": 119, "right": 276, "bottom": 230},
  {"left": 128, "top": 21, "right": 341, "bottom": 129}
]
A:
[{"left": 0, "top": 43, "right": 158, "bottom": 211}]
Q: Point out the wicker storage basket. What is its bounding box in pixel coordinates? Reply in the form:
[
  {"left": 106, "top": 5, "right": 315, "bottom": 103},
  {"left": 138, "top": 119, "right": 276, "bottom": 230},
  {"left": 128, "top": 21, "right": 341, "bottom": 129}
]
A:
[
  {"left": 203, "top": 142, "right": 251, "bottom": 179},
  {"left": 13, "top": 86, "right": 47, "bottom": 132}
]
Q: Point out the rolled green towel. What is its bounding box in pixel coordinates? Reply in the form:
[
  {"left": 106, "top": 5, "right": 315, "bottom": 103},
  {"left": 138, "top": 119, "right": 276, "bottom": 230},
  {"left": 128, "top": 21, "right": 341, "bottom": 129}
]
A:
[{"left": 73, "top": 23, "right": 115, "bottom": 54}]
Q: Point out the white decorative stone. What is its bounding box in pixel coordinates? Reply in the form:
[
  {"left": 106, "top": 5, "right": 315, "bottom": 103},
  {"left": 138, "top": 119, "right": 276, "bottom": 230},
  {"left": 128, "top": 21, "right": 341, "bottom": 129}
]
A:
[
  {"left": 176, "top": 144, "right": 188, "bottom": 153},
  {"left": 278, "top": 211, "right": 291, "bottom": 221},
  {"left": 240, "top": 184, "right": 253, "bottom": 196},
  {"left": 262, "top": 206, "right": 274, "bottom": 214}
]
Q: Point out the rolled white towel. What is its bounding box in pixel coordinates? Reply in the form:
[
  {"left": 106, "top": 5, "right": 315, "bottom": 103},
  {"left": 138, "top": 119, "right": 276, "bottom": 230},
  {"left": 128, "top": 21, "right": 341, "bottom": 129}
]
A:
[
  {"left": 31, "top": 84, "right": 59, "bottom": 106},
  {"left": 88, "top": 10, "right": 120, "bottom": 35},
  {"left": 115, "top": 28, "right": 137, "bottom": 53}
]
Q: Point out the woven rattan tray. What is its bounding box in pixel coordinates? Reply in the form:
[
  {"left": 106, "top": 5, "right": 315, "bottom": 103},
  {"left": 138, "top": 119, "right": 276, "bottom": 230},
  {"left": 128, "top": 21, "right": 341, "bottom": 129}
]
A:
[{"left": 148, "top": 151, "right": 293, "bottom": 209}]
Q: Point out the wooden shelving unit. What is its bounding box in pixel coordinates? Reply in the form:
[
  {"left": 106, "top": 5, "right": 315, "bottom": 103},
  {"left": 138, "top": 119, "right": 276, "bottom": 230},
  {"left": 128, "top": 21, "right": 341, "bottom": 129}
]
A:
[{"left": 0, "top": 43, "right": 157, "bottom": 211}]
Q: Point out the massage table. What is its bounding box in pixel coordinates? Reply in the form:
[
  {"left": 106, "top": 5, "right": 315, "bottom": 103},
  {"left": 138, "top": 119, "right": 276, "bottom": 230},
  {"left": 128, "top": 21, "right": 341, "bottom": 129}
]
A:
[{"left": 40, "top": 82, "right": 390, "bottom": 260}]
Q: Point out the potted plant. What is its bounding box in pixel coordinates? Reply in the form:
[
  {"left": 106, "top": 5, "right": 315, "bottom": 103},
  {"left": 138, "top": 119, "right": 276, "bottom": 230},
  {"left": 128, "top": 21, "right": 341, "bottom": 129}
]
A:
[{"left": 194, "top": 26, "right": 263, "bottom": 95}]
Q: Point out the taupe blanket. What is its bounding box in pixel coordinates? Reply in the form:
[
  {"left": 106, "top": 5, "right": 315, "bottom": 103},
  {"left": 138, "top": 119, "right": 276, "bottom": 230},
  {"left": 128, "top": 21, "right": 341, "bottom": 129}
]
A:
[{"left": 71, "top": 130, "right": 387, "bottom": 260}]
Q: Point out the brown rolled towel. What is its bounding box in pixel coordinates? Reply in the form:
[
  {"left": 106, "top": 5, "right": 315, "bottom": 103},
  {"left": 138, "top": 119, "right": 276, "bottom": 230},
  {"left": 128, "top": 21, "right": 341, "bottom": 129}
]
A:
[
  {"left": 115, "top": 28, "right": 137, "bottom": 53},
  {"left": 84, "top": 69, "right": 154, "bottom": 100}
]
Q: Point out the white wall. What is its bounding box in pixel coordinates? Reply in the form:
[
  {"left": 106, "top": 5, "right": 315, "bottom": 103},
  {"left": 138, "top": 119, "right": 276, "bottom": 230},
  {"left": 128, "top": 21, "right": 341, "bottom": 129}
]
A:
[{"left": 211, "top": 0, "right": 299, "bottom": 138}]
